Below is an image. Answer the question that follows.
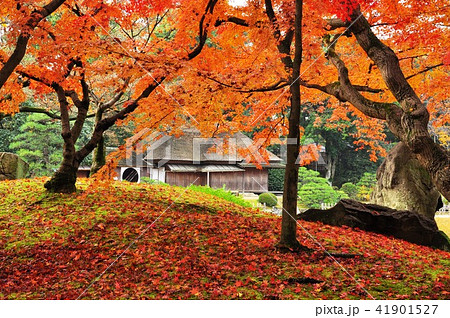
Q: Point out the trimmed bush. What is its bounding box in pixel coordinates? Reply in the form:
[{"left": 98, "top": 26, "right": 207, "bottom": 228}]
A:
[
  {"left": 258, "top": 192, "right": 278, "bottom": 207},
  {"left": 297, "top": 167, "right": 348, "bottom": 208},
  {"left": 268, "top": 168, "right": 284, "bottom": 191},
  {"left": 340, "top": 182, "right": 358, "bottom": 200},
  {"left": 299, "top": 182, "right": 347, "bottom": 209}
]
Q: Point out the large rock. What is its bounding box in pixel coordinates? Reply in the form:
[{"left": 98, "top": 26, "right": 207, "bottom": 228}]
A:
[
  {"left": 0, "top": 152, "right": 29, "bottom": 181},
  {"left": 298, "top": 199, "right": 450, "bottom": 251},
  {"left": 371, "top": 142, "right": 440, "bottom": 218}
]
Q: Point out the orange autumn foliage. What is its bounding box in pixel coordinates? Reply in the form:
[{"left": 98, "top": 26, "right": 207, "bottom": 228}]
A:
[{"left": 0, "top": 0, "right": 448, "bottom": 169}]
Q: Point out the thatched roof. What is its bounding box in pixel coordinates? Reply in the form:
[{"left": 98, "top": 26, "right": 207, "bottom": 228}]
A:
[{"left": 141, "top": 128, "right": 283, "bottom": 167}]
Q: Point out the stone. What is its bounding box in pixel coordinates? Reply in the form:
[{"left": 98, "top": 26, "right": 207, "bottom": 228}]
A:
[
  {"left": 0, "top": 152, "right": 29, "bottom": 181},
  {"left": 298, "top": 199, "right": 450, "bottom": 251},
  {"left": 371, "top": 142, "right": 440, "bottom": 218}
]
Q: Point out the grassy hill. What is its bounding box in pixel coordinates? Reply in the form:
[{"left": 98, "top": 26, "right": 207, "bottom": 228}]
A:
[{"left": 0, "top": 178, "right": 449, "bottom": 300}]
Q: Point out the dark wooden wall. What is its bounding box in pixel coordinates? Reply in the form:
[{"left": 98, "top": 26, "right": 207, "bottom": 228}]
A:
[
  {"left": 160, "top": 168, "right": 268, "bottom": 192},
  {"left": 242, "top": 168, "right": 268, "bottom": 192},
  {"left": 209, "top": 172, "right": 244, "bottom": 191}
]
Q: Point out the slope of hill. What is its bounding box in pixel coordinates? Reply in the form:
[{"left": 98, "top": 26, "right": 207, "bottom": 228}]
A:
[{"left": 0, "top": 179, "right": 448, "bottom": 300}]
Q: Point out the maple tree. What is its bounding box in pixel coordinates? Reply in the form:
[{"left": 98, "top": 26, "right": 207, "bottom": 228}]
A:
[
  {"left": 169, "top": 0, "right": 449, "bottom": 248},
  {"left": 0, "top": 0, "right": 66, "bottom": 91},
  {"left": 0, "top": 1, "right": 448, "bottom": 253},
  {"left": 1, "top": 0, "right": 228, "bottom": 192}
]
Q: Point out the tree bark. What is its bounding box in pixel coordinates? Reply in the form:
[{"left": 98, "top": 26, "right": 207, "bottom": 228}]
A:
[
  {"left": 316, "top": 9, "right": 450, "bottom": 202},
  {"left": 278, "top": 0, "right": 304, "bottom": 250},
  {"left": 44, "top": 84, "right": 80, "bottom": 193},
  {"left": 371, "top": 142, "right": 441, "bottom": 218},
  {"left": 44, "top": 161, "right": 78, "bottom": 193},
  {"left": 90, "top": 110, "right": 106, "bottom": 175}
]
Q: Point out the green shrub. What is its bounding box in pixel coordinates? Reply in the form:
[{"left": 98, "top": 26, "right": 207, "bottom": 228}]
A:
[
  {"left": 340, "top": 182, "right": 358, "bottom": 200},
  {"left": 258, "top": 192, "right": 278, "bottom": 207},
  {"left": 188, "top": 185, "right": 252, "bottom": 208},
  {"left": 298, "top": 182, "right": 347, "bottom": 209},
  {"left": 298, "top": 167, "right": 322, "bottom": 186},
  {"left": 140, "top": 177, "right": 168, "bottom": 186},
  {"left": 297, "top": 167, "right": 348, "bottom": 208},
  {"left": 268, "top": 168, "right": 284, "bottom": 191}
]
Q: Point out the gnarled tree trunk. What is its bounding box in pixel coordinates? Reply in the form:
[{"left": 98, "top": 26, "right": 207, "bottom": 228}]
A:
[
  {"left": 348, "top": 9, "right": 450, "bottom": 201},
  {"left": 44, "top": 161, "right": 78, "bottom": 193},
  {"left": 371, "top": 142, "right": 440, "bottom": 218},
  {"left": 317, "top": 8, "right": 450, "bottom": 202}
]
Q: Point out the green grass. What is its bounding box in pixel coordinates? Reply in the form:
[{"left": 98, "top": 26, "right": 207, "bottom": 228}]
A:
[{"left": 188, "top": 185, "right": 252, "bottom": 208}]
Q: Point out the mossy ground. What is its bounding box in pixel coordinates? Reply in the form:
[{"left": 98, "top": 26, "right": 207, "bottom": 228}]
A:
[{"left": 0, "top": 178, "right": 448, "bottom": 300}]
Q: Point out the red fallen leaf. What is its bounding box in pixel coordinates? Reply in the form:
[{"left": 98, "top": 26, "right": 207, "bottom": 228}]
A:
[
  {"left": 190, "top": 288, "right": 200, "bottom": 296},
  {"left": 235, "top": 281, "right": 243, "bottom": 287}
]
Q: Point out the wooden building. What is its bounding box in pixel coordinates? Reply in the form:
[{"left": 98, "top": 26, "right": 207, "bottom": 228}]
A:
[{"left": 99, "top": 129, "right": 284, "bottom": 193}]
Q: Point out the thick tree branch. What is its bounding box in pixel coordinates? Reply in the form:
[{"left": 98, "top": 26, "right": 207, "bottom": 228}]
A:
[
  {"left": 405, "top": 63, "right": 444, "bottom": 80},
  {"left": 70, "top": 74, "right": 90, "bottom": 143},
  {"left": 344, "top": 8, "right": 423, "bottom": 111},
  {"left": 14, "top": 106, "right": 96, "bottom": 121},
  {"left": 215, "top": 16, "right": 249, "bottom": 27},
  {"left": 207, "top": 76, "right": 289, "bottom": 92},
  {"left": 52, "top": 83, "right": 72, "bottom": 143},
  {"left": 18, "top": 106, "right": 61, "bottom": 119},
  {"left": 315, "top": 37, "right": 391, "bottom": 120},
  {"left": 75, "top": 78, "right": 165, "bottom": 162},
  {"left": 0, "top": 0, "right": 66, "bottom": 90},
  {"left": 264, "top": 0, "right": 293, "bottom": 70},
  {"left": 325, "top": 18, "right": 348, "bottom": 30},
  {"left": 187, "top": 0, "right": 219, "bottom": 60}
]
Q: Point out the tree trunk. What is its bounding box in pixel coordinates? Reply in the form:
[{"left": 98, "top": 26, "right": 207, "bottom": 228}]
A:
[
  {"left": 322, "top": 9, "right": 450, "bottom": 202},
  {"left": 44, "top": 123, "right": 79, "bottom": 193},
  {"left": 345, "top": 9, "right": 450, "bottom": 201},
  {"left": 371, "top": 142, "right": 440, "bottom": 218},
  {"left": 44, "top": 84, "right": 81, "bottom": 193},
  {"left": 90, "top": 110, "right": 106, "bottom": 175},
  {"left": 279, "top": 0, "right": 303, "bottom": 250},
  {"left": 90, "top": 135, "right": 105, "bottom": 175},
  {"left": 44, "top": 162, "right": 78, "bottom": 193}
]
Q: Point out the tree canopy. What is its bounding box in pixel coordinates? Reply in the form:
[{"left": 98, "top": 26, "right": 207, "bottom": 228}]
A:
[{"left": 0, "top": 0, "right": 448, "bottom": 197}]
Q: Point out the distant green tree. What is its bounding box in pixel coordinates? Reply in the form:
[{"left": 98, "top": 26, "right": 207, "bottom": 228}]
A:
[
  {"left": 0, "top": 113, "right": 27, "bottom": 152},
  {"left": 10, "top": 113, "right": 62, "bottom": 176},
  {"left": 301, "top": 104, "right": 392, "bottom": 187},
  {"left": 268, "top": 168, "right": 284, "bottom": 192}
]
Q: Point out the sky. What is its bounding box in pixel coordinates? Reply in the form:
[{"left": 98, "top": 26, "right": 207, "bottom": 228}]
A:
[{"left": 229, "top": 0, "right": 249, "bottom": 7}]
